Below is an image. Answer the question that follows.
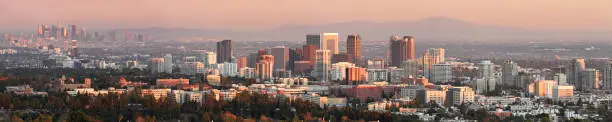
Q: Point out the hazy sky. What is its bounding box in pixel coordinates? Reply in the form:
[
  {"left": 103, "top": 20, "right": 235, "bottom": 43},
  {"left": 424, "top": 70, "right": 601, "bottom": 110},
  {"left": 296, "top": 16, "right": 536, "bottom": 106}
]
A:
[{"left": 1, "top": 0, "right": 611, "bottom": 30}]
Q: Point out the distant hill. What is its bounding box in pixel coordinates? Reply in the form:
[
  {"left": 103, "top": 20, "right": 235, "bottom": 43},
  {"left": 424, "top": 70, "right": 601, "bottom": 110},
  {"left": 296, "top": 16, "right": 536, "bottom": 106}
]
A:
[{"left": 121, "top": 17, "right": 612, "bottom": 43}]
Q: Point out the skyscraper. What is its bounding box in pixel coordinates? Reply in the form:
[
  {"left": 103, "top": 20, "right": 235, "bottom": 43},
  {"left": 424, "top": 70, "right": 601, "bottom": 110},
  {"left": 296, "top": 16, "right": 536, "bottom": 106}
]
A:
[
  {"left": 553, "top": 73, "right": 568, "bottom": 85},
  {"left": 69, "top": 24, "right": 77, "bottom": 40},
  {"left": 306, "top": 34, "right": 320, "bottom": 48},
  {"left": 216, "top": 40, "right": 232, "bottom": 63},
  {"left": 330, "top": 62, "right": 356, "bottom": 81},
  {"left": 423, "top": 48, "right": 445, "bottom": 67},
  {"left": 313, "top": 49, "right": 331, "bottom": 81},
  {"left": 402, "top": 59, "right": 420, "bottom": 77},
  {"left": 603, "top": 62, "right": 612, "bottom": 90},
  {"left": 502, "top": 60, "right": 519, "bottom": 87},
  {"left": 163, "top": 54, "right": 173, "bottom": 73},
  {"left": 322, "top": 33, "right": 339, "bottom": 54},
  {"left": 446, "top": 87, "right": 475, "bottom": 106},
  {"left": 346, "top": 67, "right": 367, "bottom": 85},
  {"left": 257, "top": 55, "right": 274, "bottom": 81},
  {"left": 581, "top": 68, "right": 599, "bottom": 91},
  {"left": 566, "top": 58, "right": 585, "bottom": 86},
  {"left": 302, "top": 45, "right": 317, "bottom": 65},
  {"left": 151, "top": 58, "right": 165, "bottom": 74},
  {"left": 347, "top": 34, "right": 362, "bottom": 66},
  {"left": 478, "top": 60, "right": 494, "bottom": 79},
  {"left": 271, "top": 46, "right": 289, "bottom": 71},
  {"left": 430, "top": 63, "right": 452, "bottom": 83},
  {"left": 423, "top": 48, "right": 445, "bottom": 78},
  {"left": 202, "top": 52, "right": 217, "bottom": 67},
  {"left": 247, "top": 52, "right": 259, "bottom": 68},
  {"left": 288, "top": 48, "right": 301, "bottom": 72},
  {"left": 237, "top": 57, "right": 247, "bottom": 69},
  {"left": 390, "top": 36, "right": 415, "bottom": 67}
]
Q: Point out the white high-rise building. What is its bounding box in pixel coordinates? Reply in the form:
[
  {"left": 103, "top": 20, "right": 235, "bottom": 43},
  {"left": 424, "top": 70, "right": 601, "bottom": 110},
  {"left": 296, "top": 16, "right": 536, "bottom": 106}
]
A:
[
  {"left": 322, "top": 33, "right": 339, "bottom": 54},
  {"left": 430, "top": 63, "right": 452, "bottom": 83},
  {"left": 603, "top": 62, "right": 612, "bottom": 90},
  {"left": 312, "top": 50, "right": 331, "bottom": 81},
  {"left": 473, "top": 78, "right": 496, "bottom": 94},
  {"left": 179, "top": 62, "right": 205, "bottom": 75},
  {"left": 389, "top": 67, "right": 406, "bottom": 83},
  {"left": 151, "top": 58, "right": 165, "bottom": 74},
  {"left": 502, "top": 60, "right": 519, "bottom": 87},
  {"left": 367, "top": 69, "right": 388, "bottom": 82},
  {"left": 163, "top": 54, "right": 173, "bottom": 73},
  {"left": 330, "top": 62, "right": 356, "bottom": 81},
  {"left": 217, "top": 62, "right": 238, "bottom": 77},
  {"left": 239, "top": 67, "right": 256, "bottom": 78},
  {"left": 553, "top": 73, "right": 567, "bottom": 85},
  {"left": 402, "top": 59, "right": 419, "bottom": 78},
  {"left": 202, "top": 52, "right": 217, "bottom": 67},
  {"left": 446, "top": 87, "right": 475, "bottom": 106},
  {"left": 478, "top": 60, "right": 494, "bottom": 79}
]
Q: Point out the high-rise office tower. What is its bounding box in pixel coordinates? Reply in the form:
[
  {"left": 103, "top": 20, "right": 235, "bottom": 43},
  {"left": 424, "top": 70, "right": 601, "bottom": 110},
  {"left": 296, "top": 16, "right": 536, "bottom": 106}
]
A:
[
  {"left": 346, "top": 67, "right": 367, "bottom": 85},
  {"left": 390, "top": 36, "right": 415, "bottom": 67},
  {"left": 216, "top": 40, "right": 232, "bottom": 63},
  {"left": 581, "top": 68, "right": 599, "bottom": 91},
  {"left": 430, "top": 63, "right": 452, "bottom": 83},
  {"left": 271, "top": 46, "right": 289, "bottom": 71},
  {"left": 256, "top": 55, "right": 274, "bottom": 81},
  {"left": 367, "top": 58, "right": 386, "bottom": 69},
  {"left": 553, "top": 73, "right": 568, "bottom": 85},
  {"left": 288, "top": 48, "right": 302, "bottom": 72},
  {"left": 202, "top": 52, "right": 217, "bottom": 67},
  {"left": 247, "top": 52, "right": 260, "bottom": 68},
  {"left": 306, "top": 34, "right": 320, "bottom": 48},
  {"left": 603, "top": 62, "right": 612, "bottom": 90},
  {"left": 163, "top": 54, "right": 173, "bottom": 73},
  {"left": 402, "top": 59, "right": 420, "bottom": 77},
  {"left": 330, "top": 62, "right": 356, "bottom": 81},
  {"left": 566, "top": 58, "right": 585, "bottom": 85},
  {"left": 302, "top": 45, "right": 317, "bottom": 65},
  {"left": 322, "top": 33, "right": 339, "bottom": 54},
  {"left": 347, "top": 34, "right": 362, "bottom": 66},
  {"left": 423, "top": 48, "right": 445, "bottom": 67},
  {"left": 70, "top": 24, "right": 77, "bottom": 40},
  {"left": 423, "top": 48, "right": 445, "bottom": 78},
  {"left": 313, "top": 50, "right": 331, "bottom": 81},
  {"left": 151, "top": 58, "right": 165, "bottom": 74},
  {"left": 331, "top": 53, "right": 350, "bottom": 63},
  {"left": 446, "top": 87, "right": 475, "bottom": 106},
  {"left": 502, "top": 60, "right": 519, "bottom": 87},
  {"left": 478, "top": 60, "right": 494, "bottom": 79},
  {"left": 237, "top": 57, "right": 247, "bottom": 69}
]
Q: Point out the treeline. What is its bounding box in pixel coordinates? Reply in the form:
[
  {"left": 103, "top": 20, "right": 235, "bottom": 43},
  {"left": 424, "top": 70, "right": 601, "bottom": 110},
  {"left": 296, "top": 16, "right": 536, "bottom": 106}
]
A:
[{"left": 1, "top": 90, "right": 415, "bottom": 121}]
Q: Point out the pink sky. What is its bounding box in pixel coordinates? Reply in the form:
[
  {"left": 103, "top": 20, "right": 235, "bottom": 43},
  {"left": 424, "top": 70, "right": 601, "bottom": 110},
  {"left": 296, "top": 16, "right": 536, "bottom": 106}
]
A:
[{"left": 1, "top": 0, "right": 611, "bottom": 30}]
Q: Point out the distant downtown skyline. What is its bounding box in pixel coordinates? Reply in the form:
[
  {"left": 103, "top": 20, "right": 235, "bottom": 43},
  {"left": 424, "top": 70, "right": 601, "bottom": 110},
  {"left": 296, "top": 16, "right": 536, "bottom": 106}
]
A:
[{"left": 1, "top": 0, "right": 611, "bottom": 30}]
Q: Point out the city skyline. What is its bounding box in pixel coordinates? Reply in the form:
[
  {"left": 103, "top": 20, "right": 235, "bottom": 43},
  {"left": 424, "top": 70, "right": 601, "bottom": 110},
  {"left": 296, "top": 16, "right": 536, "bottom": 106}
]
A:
[{"left": 1, "top": 0, "right": 611, "bottom": 31}]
